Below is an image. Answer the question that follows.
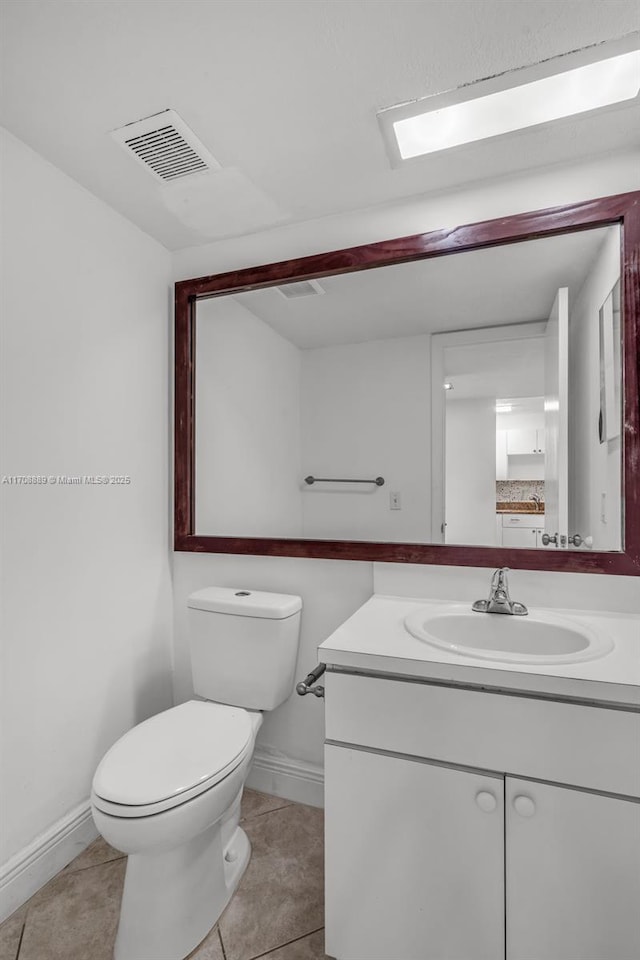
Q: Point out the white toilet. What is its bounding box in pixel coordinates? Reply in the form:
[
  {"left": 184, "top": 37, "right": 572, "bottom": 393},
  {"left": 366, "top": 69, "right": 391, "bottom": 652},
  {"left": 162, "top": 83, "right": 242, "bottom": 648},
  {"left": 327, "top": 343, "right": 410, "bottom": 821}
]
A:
[{"left": 91, "top": 587, "right": 302, "bottom": 960}]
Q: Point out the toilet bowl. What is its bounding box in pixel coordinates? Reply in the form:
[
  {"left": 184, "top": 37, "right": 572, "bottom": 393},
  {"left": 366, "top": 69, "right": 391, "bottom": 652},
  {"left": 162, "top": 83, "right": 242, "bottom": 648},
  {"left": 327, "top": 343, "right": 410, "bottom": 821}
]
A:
[
  {"left": 91, "top": 587, "right": 302, "bottom": 960},
  {"left": 91, "top": 700, "right": 262, "bottom": 960}
]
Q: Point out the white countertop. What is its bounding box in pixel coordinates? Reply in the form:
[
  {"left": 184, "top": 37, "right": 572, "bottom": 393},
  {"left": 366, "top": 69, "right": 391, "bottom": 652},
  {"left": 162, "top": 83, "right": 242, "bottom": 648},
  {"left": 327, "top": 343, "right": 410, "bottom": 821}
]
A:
[{"left": 318, "top": 595, "right": 640, "bottom": 707}]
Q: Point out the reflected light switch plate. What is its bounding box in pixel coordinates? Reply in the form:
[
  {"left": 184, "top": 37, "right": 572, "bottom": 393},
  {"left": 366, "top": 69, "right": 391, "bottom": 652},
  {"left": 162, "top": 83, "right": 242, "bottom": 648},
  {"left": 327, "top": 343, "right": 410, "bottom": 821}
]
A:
[{"left": 390, "top": 492, "right": 401, "bottom": 510}]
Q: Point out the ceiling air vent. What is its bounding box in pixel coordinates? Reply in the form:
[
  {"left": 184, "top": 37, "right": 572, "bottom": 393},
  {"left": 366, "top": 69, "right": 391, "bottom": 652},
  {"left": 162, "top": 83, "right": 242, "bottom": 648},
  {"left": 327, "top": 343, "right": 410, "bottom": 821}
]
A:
[
  {"left": 276, "top": 280, "right": 325, "bottom": 300},
  {"left": 111, "top": 109, "right": 220, "bottom": 183}
]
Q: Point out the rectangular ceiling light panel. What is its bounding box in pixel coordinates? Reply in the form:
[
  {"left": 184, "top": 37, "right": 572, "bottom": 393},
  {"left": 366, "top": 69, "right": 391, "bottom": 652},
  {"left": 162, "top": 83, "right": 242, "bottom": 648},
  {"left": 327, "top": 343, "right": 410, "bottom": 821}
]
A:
[
  {"left": 384, "top": 48, "right": 640, "bottom": 161},
  {"left": 111, "top": 109, "right": 220, "bottom": 182}
]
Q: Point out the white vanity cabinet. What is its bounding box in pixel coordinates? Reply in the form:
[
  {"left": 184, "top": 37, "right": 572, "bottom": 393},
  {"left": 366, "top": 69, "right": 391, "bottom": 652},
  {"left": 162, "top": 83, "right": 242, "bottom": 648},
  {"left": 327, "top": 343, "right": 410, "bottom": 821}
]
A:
[
  {"left": 506, "top": 777, "right": 640, "bottom": 960},
  {"left": 324, "top": 671, "right": 640, "bottom": 960},
  {"left": 325, "top": 745, "right": 505, "bottom": 960},
  {"left": 502, "top": 524, "right": 540, "bottom": 547},
  {"left": 500, "top": 514, "right": 550, "bottom": 548}
]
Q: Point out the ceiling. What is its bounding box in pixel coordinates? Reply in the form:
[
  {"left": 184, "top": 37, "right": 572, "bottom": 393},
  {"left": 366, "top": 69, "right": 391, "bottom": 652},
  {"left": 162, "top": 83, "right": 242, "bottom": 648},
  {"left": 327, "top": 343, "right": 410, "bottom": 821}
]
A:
[
  {"left": 1, "top": 1, "right": 639, "bottom": 250},
  {"left": 205, "top": 227, "right": 612, "bottom": 348}
]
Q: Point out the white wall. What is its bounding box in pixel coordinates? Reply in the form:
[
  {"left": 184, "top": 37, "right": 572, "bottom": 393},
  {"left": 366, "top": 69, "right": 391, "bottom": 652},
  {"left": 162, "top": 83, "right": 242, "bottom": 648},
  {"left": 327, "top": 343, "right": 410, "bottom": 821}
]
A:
[
  {"left": 504, "top": 456, "right": 544, "bottom": 481},
  {"left": 569, "top": 227, "right": 621, "bottom": 550},
  {"left": 0, "top": 130, "right": 174, "bottom": 899},
  {"left": 196, "top": 322, "right": 433, "bottom": 544},
  {"left": 374, "top": 562, "right": 640, "bottom": 616},
  {"left": 445, "top": 398, "right": 498, "bottom": 545},
  {"left": 300, "top": 336, "right": 431, "bottom": 542},
  {"left": 496, "top": 410, "right": 545, "bottom": 434},
  {"left": 195, "top": 298, "right": 302, "bottom": 537},
  {"left": 171, "top": 151, "right": 639, "bottom": 796}
]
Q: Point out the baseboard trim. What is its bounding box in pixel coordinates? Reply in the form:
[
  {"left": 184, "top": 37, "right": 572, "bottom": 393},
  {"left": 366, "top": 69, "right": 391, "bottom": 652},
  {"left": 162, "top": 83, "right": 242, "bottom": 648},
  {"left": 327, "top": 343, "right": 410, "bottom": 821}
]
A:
[
  {"left": 247, "top": 748, "right": 324, "bottom": 809},
  {"left": 0, "top": 753, "right": 324, "bottom": 922},
  {"left": 0, "top": 800, "right": 98, "bottom": 923}
]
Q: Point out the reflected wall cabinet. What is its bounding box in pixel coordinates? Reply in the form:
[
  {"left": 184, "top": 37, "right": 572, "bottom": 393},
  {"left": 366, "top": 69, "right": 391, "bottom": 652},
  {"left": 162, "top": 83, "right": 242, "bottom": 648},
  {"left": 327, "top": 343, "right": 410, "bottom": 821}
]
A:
[{"left": 506, "top": 427, "right": 546, "bottom": 455}]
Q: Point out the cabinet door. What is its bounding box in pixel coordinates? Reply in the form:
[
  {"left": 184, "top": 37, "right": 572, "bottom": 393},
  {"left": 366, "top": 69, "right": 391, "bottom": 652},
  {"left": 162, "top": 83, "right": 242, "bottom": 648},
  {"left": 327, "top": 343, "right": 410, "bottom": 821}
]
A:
[
  {"left": 325, "top": 745, "right": 504, "bottom": 960},
  {"left": 507, "top": 428, "right": 538, "bottom": 455},
  {"left": 506, "top": 777, "right": 640, "bottom": 960},
  {"left": 502, "top": 525, "right": 537, "bottom": 548},
  {"left": 535, "top": 428, "right": 545, "bottom": 454}
]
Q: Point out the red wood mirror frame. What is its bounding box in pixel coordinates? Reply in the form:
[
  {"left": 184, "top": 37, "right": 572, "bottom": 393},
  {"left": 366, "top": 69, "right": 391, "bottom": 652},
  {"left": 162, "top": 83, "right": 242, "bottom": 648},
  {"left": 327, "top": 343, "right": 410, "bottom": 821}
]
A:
[{"left": 175, "top": 191, "right": 640, "bottom": 574}]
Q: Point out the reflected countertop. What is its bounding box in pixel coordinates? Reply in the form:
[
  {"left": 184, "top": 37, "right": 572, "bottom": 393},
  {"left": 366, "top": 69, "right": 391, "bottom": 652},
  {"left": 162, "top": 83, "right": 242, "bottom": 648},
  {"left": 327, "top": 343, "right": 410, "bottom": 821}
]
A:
[{"left": 496, "top": 501, "right": 545, "bottom": 514}]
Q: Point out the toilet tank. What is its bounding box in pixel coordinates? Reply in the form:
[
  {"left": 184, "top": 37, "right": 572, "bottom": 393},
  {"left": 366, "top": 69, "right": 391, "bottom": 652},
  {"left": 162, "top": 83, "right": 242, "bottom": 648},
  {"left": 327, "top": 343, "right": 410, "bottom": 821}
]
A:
[{"left": 187, "top": 587, "right": 302, "bottom": 711}]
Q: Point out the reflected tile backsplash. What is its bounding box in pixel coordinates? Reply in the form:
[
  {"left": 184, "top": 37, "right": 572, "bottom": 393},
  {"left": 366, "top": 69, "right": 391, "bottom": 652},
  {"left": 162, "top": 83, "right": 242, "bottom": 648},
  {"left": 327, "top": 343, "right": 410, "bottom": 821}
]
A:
[{"left": 496, "top": 480, "right": 545, "bottom": 502}]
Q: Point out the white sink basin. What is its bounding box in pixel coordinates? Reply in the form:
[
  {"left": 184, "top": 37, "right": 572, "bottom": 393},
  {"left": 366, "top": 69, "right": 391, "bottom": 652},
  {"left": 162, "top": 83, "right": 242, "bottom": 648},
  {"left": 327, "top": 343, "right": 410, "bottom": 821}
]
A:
[{"left": 404, "top": 604, "right": 614, "bottom": 665}]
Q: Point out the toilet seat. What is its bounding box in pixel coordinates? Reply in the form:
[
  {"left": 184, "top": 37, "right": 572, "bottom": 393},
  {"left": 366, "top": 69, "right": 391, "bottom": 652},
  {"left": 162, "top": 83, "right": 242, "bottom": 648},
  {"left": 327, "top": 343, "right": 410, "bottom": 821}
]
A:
[{"left": 92, "top": 700, "right": 254, "bottom": 818}]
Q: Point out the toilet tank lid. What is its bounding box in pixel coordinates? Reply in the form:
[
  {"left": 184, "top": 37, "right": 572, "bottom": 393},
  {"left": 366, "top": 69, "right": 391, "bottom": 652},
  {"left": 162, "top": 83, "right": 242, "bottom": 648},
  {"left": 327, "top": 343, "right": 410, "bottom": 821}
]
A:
[{"left": 187, "top": 587, "right": 302, "bottom": 619}]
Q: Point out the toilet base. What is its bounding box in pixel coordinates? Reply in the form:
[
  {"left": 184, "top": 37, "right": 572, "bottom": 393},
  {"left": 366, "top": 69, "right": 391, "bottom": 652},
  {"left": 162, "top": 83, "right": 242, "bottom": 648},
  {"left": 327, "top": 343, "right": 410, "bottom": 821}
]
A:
[{"left": 113, "top": 823, "right": 251, "bottom": 960}]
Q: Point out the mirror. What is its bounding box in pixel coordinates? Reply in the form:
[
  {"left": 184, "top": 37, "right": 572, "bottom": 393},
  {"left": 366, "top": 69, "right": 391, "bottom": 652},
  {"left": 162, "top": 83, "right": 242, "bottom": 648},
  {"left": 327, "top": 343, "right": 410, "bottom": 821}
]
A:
[{"left": 175, "top": 193, "right": 640, "bottom": 574}]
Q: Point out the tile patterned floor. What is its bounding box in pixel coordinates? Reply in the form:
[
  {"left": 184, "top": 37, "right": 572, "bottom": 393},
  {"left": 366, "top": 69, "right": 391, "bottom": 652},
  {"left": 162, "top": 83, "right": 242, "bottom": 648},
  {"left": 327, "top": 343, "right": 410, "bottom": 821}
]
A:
[{"left": 0, "top": 790, "right": 330, "bottom": 960}]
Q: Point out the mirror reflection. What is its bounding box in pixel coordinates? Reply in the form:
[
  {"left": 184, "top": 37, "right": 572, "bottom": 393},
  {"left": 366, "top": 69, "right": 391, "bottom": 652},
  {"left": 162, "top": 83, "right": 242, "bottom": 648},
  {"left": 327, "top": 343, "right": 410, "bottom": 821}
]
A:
[{"left": 194, "top": 225, "right": 622, "bottom": 551}]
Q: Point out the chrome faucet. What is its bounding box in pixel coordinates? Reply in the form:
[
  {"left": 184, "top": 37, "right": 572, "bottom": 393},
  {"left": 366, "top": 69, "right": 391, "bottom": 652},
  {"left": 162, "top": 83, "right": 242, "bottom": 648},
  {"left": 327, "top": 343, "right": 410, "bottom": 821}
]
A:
[
  {"left": 530, "top": 495, "right": 542, "bottom": 511},
  {"left": 472, "top": 567, "right": 528, "bottom": 616}
]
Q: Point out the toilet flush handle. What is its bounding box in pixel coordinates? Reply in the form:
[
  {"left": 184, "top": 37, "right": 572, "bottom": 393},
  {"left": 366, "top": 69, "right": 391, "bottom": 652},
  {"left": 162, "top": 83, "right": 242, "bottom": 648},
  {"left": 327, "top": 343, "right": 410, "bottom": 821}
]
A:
[{"left": 296, "top": 663, "right": 326, "bottom": 698}]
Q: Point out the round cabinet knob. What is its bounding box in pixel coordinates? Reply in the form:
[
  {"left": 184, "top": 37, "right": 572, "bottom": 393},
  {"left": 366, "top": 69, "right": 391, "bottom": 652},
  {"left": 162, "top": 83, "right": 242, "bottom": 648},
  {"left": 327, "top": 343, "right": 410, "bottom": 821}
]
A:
[
  {"left": 475, "top": 791, "right": 497, "bottom": 813},
  {"left": 513, "top": 795, "right": 536, "bottom": 817}
]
